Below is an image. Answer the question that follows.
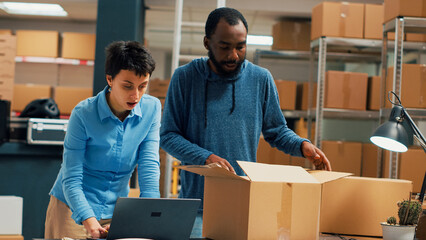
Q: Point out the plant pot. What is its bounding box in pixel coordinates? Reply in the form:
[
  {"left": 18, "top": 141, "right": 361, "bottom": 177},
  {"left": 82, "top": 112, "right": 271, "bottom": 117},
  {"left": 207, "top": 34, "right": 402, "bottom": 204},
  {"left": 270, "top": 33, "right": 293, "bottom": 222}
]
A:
[{"left": 381, "top": 222, "right": 416, "bottom": 240}]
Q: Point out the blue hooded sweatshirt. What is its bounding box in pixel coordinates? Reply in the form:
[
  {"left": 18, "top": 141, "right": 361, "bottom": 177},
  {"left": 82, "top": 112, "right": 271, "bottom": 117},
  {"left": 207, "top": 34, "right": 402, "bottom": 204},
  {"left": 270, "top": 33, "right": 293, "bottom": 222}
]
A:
[{"left": 160, "top": 58, "right": 308, "bottom": 208}]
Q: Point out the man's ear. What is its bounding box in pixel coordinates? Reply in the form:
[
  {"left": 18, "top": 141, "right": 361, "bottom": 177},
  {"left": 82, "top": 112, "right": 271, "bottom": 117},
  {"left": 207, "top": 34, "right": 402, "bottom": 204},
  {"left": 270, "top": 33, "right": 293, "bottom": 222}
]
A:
[{"left": 203, "top": 36, "right": 209, "bottom": 50}]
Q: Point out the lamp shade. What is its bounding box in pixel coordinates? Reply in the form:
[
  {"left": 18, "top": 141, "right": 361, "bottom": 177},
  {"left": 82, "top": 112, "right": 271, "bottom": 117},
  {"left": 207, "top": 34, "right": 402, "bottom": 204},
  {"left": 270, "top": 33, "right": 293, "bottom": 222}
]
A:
[{"left": 370, "top": 120, "right": 409, "bottom": 152}]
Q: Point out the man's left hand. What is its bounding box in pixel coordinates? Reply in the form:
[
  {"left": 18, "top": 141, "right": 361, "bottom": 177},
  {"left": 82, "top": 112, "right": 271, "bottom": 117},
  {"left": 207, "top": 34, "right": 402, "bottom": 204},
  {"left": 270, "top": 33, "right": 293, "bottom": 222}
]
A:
[{"left": 301, "top": 141, "right": 332, "bottom": 171}]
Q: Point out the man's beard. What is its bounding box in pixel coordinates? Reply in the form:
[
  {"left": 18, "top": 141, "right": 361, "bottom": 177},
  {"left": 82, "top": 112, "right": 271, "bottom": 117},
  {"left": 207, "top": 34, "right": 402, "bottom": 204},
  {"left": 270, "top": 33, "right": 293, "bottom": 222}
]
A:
[{"left": 208, "top": 49, "right": 245, "bottom": 78}]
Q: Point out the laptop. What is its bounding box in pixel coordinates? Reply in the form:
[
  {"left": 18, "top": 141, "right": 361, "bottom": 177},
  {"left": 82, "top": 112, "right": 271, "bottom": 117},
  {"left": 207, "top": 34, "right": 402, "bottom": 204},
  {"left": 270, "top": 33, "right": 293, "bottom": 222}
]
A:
[{"left": 106, "top": 197, "right": 201, "bottom": 240}]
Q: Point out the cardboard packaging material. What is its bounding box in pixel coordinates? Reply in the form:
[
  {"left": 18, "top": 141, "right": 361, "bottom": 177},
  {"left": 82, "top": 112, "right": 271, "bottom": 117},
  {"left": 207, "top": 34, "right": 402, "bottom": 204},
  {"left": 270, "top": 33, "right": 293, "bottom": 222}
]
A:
[
  {"left": 257, "top": 136, "right": 291, "bottom": 165},
  {"left": 311, "top": 172, "right": 413, "bottom": 237},
  {"left": 180, "top": 161, "right": 323, "bottom": 240},
  {"left": 16, "top": 30, "right": 59, "bottom": 57},
  {"left": 0, "top": 29, "right": 12, "bottom": 35},
  {"left": 325, "top": 71, "right": 368, "bottom": 111},
  {"left": 0, "top": 196, "right": 23, "bottom": 234},
  {"left": 321, "top": 141, "right": 362, "bottom": 176},
  {"left": 384, "top": 0, "right": 426, "bottom": 23},
  {"left": 386, "top": 64, "right": 426, "bottom": 108},
  {"left": 294, "top": 117, "right": 315, "bottom": 140},
  {"left": 54, "top": 87, "right": 92, "bottom": 115},
  {"left": 406, "top": 33, "right": 426, "bottom": 42},
  {"left": 274, "top": 80, "right": 297, "bottom": 110},
  {"left": 297, "top": 82, "right": 317, "bottom": 110},
  {"left": 311, "top": 2, "right": 364, "bottom": 40},
  {"left": 0, "top": 89, "right": 13, "bottom": 102},
  {"left": 364, "top": 4, "right": 384, "bottom": 40},
  {"left": 367, "top": 76, "right": 381, "bottom": 110},
  {"left": 62, "top": 32, "right": 96, "bottom": 60},
  {"left": 272, "top": 20, "right": 311, "bottom": 51},
  {"left": 148, "top": 79, "right": 170, "bottom": 98},
  {"left": 12, "top": 84, "right": 52, "bottom": 112},
  {"left": 361, "top": 143, "right": 379, "bottom": 178}
]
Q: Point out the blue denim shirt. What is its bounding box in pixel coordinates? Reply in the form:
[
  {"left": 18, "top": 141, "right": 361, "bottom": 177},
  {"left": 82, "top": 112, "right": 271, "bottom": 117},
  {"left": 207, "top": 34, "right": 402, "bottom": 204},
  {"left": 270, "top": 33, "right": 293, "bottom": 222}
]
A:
[{"left": 50, "top": 87, "right": 161, "bottom": 224}]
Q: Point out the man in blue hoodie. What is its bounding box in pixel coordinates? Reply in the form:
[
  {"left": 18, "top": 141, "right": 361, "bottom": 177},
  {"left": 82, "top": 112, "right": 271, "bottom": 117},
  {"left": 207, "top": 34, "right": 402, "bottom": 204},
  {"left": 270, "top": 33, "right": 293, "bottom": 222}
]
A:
[{"left": 160, "top": 7, "right": 331, "bottom": 237}]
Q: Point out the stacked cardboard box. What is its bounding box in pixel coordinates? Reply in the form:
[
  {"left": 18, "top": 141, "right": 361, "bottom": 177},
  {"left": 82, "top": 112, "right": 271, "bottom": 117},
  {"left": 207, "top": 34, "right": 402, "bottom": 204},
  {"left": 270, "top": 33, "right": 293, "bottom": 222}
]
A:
[
  {"left": 321, "top": 140, "right": 363, "bottom": 176},
  {"left": 311, "top": 2, "right": 364, "bottom": 40},
  {"left": 383, "top": 148, "right": 426, "bottom": 193},
  {"left": 274, "top": 80, "right": 297, "bottom": 110},
  {"left": 367, "top": 76, "right": 381, "bottom": 110},
  {"left": 0, "top": 35, "right": 16, "bottom": 102},
  {"left": 364, "top": 4, "right": 384, "bottom": 40},
  {"left": 148, "top": 79, "right": 170, "bottom": 108},
  {"left": 62, "top": 32, "right": 96, "bottom": 60},
  {"left": 12, "top": 84, "right": 52, "bottom": 112},
  {"left": 384, "top": 0, "right": 426, "bottom": 23},
  {"left": 272, "top": 20, "right": 311, "bottom": 51},
  {"left": 386, "top": 64, "right": 426, "bottom": 108},
  {"left": 54, "top": 86, "right": 92, "bottom": 115},
  {"left": 325, "top": 71, "right": 368, "bottom": 110},
  {"left": 361, "top": 143, "right": 380, "bottom": 178},
  {"left": 16, "top": 30, "right": 59, "bottom": 57},
  {"left": 297, "top": 82, "right": 317, "bottom": 110}
]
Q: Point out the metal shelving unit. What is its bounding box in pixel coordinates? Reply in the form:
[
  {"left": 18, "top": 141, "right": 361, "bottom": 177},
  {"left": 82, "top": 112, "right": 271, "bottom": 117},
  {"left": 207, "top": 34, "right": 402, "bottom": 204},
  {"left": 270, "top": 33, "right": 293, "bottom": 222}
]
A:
[
  {"left": 310, "top": 37, "right": 383, "bottom": 149},
  {"left": 380, "top": 17, "right": 426, "bottom": 179}
]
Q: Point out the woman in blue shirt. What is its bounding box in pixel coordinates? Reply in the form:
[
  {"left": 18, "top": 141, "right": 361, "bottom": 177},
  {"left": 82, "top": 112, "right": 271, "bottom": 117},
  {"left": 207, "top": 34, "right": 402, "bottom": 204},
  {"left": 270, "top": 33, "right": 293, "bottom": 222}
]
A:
[{"left": 45, "top": 41, "right": 161, "bottom": 239}]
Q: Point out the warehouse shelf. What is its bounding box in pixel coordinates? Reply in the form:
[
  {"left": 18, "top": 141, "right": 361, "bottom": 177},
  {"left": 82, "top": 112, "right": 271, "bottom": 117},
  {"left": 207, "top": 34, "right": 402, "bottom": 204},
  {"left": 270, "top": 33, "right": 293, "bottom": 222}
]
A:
[
  {"left": 380, "top": 17, "right": 426, "bottom": 179},
  {"left": 15, "top": 56, "right": 94, "bottom": 66}
]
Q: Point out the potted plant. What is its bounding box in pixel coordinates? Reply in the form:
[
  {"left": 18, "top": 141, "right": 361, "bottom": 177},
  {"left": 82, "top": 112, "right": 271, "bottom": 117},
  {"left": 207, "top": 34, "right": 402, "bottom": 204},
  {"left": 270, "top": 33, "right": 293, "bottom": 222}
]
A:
[{"left": 381, "top": 198, "right": 422, "bottom": 240}]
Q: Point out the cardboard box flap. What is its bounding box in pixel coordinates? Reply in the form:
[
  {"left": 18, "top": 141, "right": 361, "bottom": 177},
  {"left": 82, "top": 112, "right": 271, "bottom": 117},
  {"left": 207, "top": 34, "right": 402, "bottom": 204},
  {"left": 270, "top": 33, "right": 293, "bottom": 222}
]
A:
[
  {"left": 309, "top": 170, "right": 353, "bottom": 183},
  {"left": 178, "top": 164, "right": 245, "bottom": 181},
  {"left": 237, "top": 161, "right": 319, "bottom": 183}
]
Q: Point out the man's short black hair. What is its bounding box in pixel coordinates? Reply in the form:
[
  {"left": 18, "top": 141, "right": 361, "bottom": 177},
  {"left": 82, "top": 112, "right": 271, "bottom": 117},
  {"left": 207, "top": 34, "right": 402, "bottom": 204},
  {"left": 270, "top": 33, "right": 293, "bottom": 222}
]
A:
[
  {"left": 105, "top": 41, "right": 156, "bottom": 79},
  {"left": 205, "top": 7, "right": 248, "bottom": 38}
]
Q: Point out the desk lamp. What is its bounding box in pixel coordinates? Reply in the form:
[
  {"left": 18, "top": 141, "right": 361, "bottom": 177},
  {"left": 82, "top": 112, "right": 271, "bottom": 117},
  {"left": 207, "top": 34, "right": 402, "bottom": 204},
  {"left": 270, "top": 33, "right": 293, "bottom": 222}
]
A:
[{"left": 370, "top": 91, "right": 426, "bottom": 205}]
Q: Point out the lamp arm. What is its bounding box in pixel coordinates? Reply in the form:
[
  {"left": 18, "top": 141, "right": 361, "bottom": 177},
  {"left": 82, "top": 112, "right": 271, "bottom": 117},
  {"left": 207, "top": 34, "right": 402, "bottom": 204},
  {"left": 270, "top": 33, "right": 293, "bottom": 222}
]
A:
[{"left": 402, "top": 108, "right": 426, "bottom": 153}]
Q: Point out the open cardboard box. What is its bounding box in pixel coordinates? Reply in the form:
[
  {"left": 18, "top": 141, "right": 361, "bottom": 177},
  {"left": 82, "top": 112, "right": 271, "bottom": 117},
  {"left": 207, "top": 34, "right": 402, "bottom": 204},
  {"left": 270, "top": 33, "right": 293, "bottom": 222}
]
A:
[
  {"left": 180, "top": 161, "right": 350, "bottom": 240},
  {"left": 180, "top": 161, "right": 412, "bottom": 239}
]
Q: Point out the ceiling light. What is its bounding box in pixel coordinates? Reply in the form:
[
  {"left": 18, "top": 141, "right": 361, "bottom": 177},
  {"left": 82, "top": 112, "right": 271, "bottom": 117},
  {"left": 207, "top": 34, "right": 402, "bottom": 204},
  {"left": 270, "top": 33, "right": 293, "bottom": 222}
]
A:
[
  {"left": 247, "top": 35, "right": 273, "bottom": 46},
  {"left": 0, "top": 2, "right": 68, "bottom": 17}
]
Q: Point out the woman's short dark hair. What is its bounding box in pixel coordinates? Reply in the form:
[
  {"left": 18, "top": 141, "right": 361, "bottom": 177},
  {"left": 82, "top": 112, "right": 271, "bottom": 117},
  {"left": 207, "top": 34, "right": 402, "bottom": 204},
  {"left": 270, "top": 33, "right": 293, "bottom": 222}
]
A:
[
  {"left": 205, "top": 7, "right": 248, "bottom": 39},
  {"left": 105, "top": 41, "right": 156, "bottom": 79}
]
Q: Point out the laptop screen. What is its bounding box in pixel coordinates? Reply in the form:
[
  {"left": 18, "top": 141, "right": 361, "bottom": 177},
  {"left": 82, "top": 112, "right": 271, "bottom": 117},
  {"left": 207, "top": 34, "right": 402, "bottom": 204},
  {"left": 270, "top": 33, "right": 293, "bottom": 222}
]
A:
[{"left": 106, "top": 197, "right": 201, "bottom": 240}]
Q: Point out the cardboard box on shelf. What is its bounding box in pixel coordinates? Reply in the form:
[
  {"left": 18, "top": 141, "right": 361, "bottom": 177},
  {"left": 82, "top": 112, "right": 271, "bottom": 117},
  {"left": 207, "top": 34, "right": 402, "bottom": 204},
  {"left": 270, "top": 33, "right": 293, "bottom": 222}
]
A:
[
  {"left": 0, "top": 89, "right": 13, "bottom": 102},
  {"left": 364, "top": 4, "right": 384, "bottom": 40},
  {"left": 12, "top": 84, "right": 52, "bottom": 112},
  {"left": 180, "top": 161, "right": 323, "bottom": 240},
  {"left": 0, "top": 35, "right": 17, "bottom": 62},
  {"left": 274, "top": 79, "right": 297, "bottom": 110},
  {"left": 406, "top": 33, "right": 426, "bottom": 42},
  {"left": 311, "top": 2, "right": 364, "bottom": 40},
  {"left": 272, "top": 20, "right": 311, "bottom": 51},
  {"left": 297, "top": 82, "right": 317, "bottom": 110},
  {"left": 399, "top": 148, "right": 426, "bottom": 193},
  {"left": 321, "top": 140, "right": 362, "bottom": 176},
  {"left": 62, "top": 32, "right": 96, "bottom": 60},
  {"left": 16, "top": 30, "right": 58, "bottom": 57},
  {"left": 256, "top": 136, "right": 291, "bottom": 165},
  {"left": 0, "top": 76, "right": 14, "bottom": 91},
  {"left": 367, "top": 76, "right": 381, "bottom": 110},
  {"left": 311, "top": 171, "right": 412, "bottom": 237},
  {"left": 386, "top": 64, "right": 426, "bottom": 108},
  {"left": 54, "top": 86, "right": 92, "bottom": 115},
  {"left": 148, "top": 79, "right": 170, "bottom": 98},
  {"left": 294, "top": 117, "right": 315, "bottom": 140},
  {"left": 0, "top": 196, "right": 23, "bottom": 235},
  {"left": 384, "top": 0, "right": 426, "bottom": 23},
  {"left": 361, "top": 143, "right": 379, "bottom": 178},
  {"left": 325, "top": 71, "right": 368, "bottom": 111}
]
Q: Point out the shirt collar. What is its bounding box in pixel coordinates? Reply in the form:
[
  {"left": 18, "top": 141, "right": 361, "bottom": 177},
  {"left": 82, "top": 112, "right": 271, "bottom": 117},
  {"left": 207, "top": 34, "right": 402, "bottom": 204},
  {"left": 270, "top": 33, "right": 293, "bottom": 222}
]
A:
[{"left": 97, "top": 86, "right": 143, "bottom": 121}]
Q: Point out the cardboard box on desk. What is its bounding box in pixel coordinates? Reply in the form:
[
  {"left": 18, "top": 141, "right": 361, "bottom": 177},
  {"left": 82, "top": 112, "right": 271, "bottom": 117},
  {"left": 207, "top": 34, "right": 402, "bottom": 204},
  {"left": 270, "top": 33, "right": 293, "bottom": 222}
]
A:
[
  {"left": 0, "top": 196, "right": 23, "bottom": 235},
  {"left": 311, "top": 171, "right": 412, "bottom": 237},
  {"left": 311, "top": 2, "right": 364, "bottom": 40},
  {"left": 180, "top": 161, "right": 326, "bottom": 240}
]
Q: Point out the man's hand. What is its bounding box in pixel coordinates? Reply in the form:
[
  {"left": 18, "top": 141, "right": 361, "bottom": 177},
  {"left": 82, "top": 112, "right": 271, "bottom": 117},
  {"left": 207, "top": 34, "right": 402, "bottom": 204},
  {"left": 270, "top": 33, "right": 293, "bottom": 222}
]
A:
[
  {"left": 205, "top": 154, "right": 236, "bottom": 174},
  {"left": 301, "top": 141, "right": 332, "bottom": 171},
  {"left": 82, "top": 217, "right": 109, "bottom": 238}
]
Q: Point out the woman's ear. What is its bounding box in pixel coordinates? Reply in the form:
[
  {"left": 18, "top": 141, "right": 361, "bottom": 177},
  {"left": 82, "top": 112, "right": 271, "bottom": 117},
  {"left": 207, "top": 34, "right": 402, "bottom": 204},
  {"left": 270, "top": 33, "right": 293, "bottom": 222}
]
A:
[{"left": 106, "top": 75, "right": 113, "bottom": 86}]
